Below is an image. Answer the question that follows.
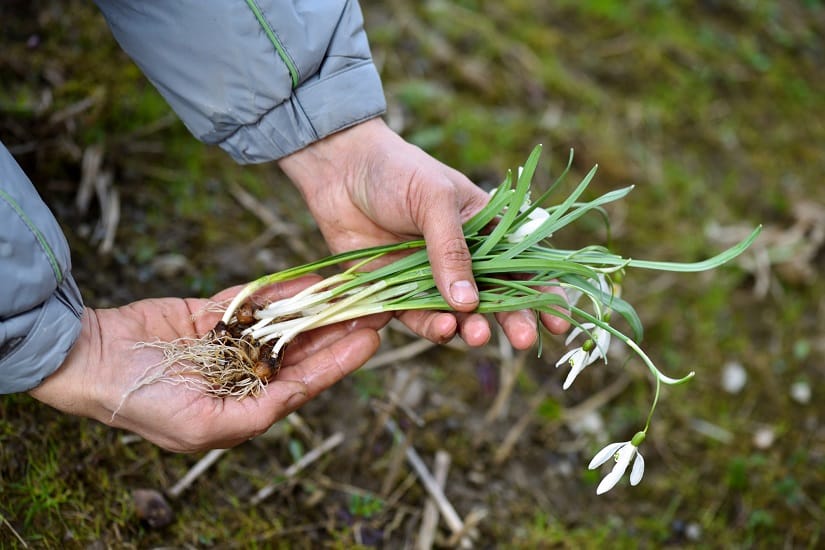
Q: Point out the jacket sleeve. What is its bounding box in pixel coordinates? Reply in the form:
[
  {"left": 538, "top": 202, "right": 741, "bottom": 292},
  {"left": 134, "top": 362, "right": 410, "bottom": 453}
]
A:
[
  {"left": 0, "top": 143, "right": 84, "bottom": 394},
  {"left": 93, "top": 0, "right": 387, "bottom": 164}
]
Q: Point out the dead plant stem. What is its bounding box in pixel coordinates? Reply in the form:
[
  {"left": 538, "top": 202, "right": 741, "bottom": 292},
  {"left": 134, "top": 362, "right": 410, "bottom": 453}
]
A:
[{"left": 250, "top": 431, "right": 344, "bottom": 505}]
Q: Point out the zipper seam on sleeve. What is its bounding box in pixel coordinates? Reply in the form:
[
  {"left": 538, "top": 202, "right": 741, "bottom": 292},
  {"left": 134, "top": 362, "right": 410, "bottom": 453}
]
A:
[
  {"left": 244, "top": 0, "right": 300, "bottom": 88},
  {"left": 0, "top": 189, "right": 63, "bottom": 284}
]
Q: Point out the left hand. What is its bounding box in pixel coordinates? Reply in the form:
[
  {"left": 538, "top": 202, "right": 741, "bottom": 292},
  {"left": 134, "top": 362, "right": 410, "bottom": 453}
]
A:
[{"left": 278, "top": 118, "right": 570, "bottom": 349}]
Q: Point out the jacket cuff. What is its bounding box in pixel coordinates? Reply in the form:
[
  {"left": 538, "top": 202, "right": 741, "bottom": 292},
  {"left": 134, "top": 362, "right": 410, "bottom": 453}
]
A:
[
  {"left": 218, "top": 60, "right": 387, "bottom": 164},
  {"left": 0, "top": 275, "right": 84, "bottom": 394}
]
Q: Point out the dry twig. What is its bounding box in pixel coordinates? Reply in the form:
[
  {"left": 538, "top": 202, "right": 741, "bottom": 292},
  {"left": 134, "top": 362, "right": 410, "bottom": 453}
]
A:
[
  {"left": 384, "top": 419, "right": 476, "bottom": 546},
  {"left": 228, "top": 181, "right": 315, "bottom": 262},
  {"left": 0, "top": 512, "right": 28, "bottom": 548},
  {"left": 363, "top": 338, "right": 436, "bottom": 370},
  {"left": 49, "top": 88, "right": 103, "bottom": 125},
  {"left": 167, "top": 448, "right": 228, "bottom": 499},
  {"left": 285, "top": 412, "right": 319, "bottom": 447},
  {"left": 417, "top": 450, "right": 451, "bottom": 550},
  {"left": 76, "top": 144, "right": 119, "bottom": 254},
  {"left": 483, "top": 346, "right": 525, "bottom": 424},
  {"left": 251, "top": 431, "right": 345, "bottom": 505},
  {"left": 445, "top": 508, "right": 488, "bottom": 549}
]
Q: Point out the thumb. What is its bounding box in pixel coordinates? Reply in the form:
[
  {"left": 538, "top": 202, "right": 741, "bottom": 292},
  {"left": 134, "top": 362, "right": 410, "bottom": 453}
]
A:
[{"left": 421, "top": 199, "right": 479, "bottom": 313}]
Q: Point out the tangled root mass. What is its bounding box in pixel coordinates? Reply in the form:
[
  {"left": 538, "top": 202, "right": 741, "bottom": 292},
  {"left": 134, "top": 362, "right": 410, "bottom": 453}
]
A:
[{"left": 133, "top": 301, "right": 281, "bottom": 400}]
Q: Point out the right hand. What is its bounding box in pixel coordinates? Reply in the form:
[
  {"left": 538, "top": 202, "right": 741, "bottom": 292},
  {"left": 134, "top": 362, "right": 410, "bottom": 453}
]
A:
[{"left": 29, "top": 278, "right": 388, "bottom": 452}]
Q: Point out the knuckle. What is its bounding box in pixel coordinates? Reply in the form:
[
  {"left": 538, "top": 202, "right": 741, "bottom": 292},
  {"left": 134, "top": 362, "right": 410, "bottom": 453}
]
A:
[{"left": 440, "top": 236, "right": 472, "bottom": 267}]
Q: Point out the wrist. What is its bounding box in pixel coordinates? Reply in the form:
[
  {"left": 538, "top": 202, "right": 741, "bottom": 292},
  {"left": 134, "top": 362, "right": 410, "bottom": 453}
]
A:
[
  {"left": 277, "top": 117, "right": 390, "bottom": 198},
  {"left": 28, "top": 308, "right": 104, "bottom": 421}
]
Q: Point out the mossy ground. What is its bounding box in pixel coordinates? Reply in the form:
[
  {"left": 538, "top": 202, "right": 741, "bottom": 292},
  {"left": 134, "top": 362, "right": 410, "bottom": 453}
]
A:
[{"left": 1, "top": 1, "right": 824, "bottom": 547}]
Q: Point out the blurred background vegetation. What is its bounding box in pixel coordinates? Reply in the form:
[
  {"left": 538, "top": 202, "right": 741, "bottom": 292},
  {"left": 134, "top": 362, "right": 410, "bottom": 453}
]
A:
[{"left": 1, "top": 0, "right": 823, "bottom": 547}]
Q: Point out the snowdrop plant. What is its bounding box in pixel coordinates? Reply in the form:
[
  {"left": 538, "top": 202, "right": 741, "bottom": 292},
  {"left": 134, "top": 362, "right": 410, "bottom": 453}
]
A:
[{"left": 140, "top": 145, "right": 760, "bottom": 490}]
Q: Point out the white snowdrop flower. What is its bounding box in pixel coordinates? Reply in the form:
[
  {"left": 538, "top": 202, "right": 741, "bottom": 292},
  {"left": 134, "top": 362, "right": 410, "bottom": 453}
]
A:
[
  {"left": 555, "top": 274, "right": 616, "bottom": 390},
  {"left": 564, "top": 286, "right": 584, "bottom": 309},
  {"left": 588, "top": 432, "right": 646, "bottom": 495},
  {"left": 490, "top": 171, "right": 553, "bottom": 244},
  {"left": 507, "top": 206, "right": 550, "bottom": 243},
  {"left": 566, "top": 322, "right": 612, "bottom": 363},
  {"left": 555, "top": 346, "right": 589, "bottom": 390},
  {"left": 588, "top": 326, "right": 612, "bottom": 362},
  {"left": 555, "top": 321, "right": 612, "bottom": 390}
]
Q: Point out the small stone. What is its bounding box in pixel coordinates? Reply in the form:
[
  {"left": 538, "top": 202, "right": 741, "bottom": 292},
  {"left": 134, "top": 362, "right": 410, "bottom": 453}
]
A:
[
  {"left": 467, "top": 470, "right": 487, "bottom": 485},
  {"left": 790, "top": 380, "right": 811, "bottom": 405},
  {"left": 685, "top": 522, "right": 702, "bottom": 541},
  {"left": 721, "top": 361, "right": 747, "bottom": 394},
  {"left": 753, "top": 427, "right": 775, "bottom": 449},
  {"left": 555, "top": 460, "right": 574, "bottom": 478},
  {"left": 132, "top": 488, "right": 174, "bottom": 529},
  {"left": 567, "top": 410, "right": 605, "bottom": 437},
  {"left": 391, "top": 368, "right": 426, "bottom": 409},
  {"left": 150, "top": 253, "right": 190, "bottom": 278}
]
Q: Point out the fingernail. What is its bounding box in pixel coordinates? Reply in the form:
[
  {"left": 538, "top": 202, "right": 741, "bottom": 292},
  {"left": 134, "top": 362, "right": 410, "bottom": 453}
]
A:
[{"left": 449, "top": 280, "right": 478, "bottom": 305}]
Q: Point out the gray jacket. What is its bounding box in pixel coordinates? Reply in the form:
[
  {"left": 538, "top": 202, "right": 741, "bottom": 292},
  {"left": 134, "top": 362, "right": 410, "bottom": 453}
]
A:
[{"left": 0, "top": 0, "right": 386, "bottom": 393}]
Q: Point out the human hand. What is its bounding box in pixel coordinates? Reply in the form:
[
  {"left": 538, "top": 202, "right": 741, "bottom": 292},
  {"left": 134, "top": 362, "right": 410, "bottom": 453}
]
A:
[
  {"left": 29, "top": 278, "right": 386, "bottom": 452},
  {"left": 278, "top": 118, "right": 570, "bottom": 349}
]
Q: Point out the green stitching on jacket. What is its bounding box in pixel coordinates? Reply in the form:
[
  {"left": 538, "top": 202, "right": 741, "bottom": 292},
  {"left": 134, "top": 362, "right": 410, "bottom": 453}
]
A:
[
  {"left": 0, "top": 189, "right": 63, "bottom": 284},
  {"left": 245, "top": 0, "right": 299, "bottom": 88}
]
